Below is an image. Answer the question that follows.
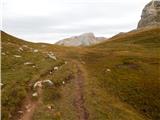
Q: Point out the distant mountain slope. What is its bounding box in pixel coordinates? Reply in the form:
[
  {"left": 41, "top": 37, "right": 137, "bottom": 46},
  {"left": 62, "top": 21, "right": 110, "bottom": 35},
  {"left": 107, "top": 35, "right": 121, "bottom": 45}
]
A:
[{"left": 55, "top": 33, "right": 107, "bottom": 46}]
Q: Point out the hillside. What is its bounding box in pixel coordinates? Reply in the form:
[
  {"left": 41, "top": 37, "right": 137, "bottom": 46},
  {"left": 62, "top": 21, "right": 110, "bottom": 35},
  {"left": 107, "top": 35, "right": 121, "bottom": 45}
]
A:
[{"left": 1, "top": 27, "right": 160, "bottom": 120}]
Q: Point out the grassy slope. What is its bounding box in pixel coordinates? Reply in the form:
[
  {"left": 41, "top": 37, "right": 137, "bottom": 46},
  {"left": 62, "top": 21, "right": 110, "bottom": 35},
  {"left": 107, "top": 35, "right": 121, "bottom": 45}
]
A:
[
  {"left": 1, "top": 32, "right": 76, "bottom": 120},
  {"left": 1, "top": 27, "right": 160, "bottom": 120},
  {"left": 81, "top": 27, "right": 160, "bottom": 120}
]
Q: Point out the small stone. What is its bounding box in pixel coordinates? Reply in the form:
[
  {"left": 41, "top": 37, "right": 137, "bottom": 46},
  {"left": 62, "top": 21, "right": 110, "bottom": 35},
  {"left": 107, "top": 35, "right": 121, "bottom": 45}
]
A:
[
  {"left": 106, "top": 69, "right": 111, "bottom": 72},
  {"left": 43, "top": 80, "right": 53, "bottom": 85},
  {"left": 24, "top": 62, "right": 34, "bottom": 65},
  {"left": 47, "top": 105, "right": 52, "bottom": 110},
  {"left": 62, "top": 81, "right": 65, "bottom": 85},
  {"left": 0, "top": 83, "right": 4, "bottom": 86},
  {"left": 48, "top": 54, "right": 57, "bottom": 60},
  {"left": 32, "top": 65, "right": 36, "bottom": 68},
  {"left": 19, "top": 47, "right": 23, "bottom": 51},
  {"left": 54, "top": 66, "right": 58, "bottom": 70},
  {"left": 14, "top": 55, "right": 21, "bottom": 58},
  {"left": 32, "top": 92, "right": 38, "bottom": 97},
  {"left": 33, "top": 81, "right": 43, "bottom": 88},
  {"left": 18, "top": 111, "right": 23, "bottom": 114},
  {"left": 33, "top": 49, "right": 38, "bottom": 53},
  {"left": 1, "top": 52, "right": 6, "bottom": 55}
]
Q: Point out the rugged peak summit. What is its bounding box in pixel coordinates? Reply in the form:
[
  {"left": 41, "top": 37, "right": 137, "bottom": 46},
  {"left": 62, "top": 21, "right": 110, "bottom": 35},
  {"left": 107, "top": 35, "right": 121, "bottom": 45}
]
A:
[
  {"left": 138, "top": 0, "right": 160, "bottom": 28},
  {"left": 55, "top": 33, "right": 106, "bottom": 46}
]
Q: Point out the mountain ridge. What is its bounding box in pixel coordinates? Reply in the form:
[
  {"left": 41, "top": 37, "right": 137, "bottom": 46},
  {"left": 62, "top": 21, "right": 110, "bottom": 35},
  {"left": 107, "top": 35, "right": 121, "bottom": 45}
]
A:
[{"left": 55, "top": 32, "right": 107, "bottom": 46}]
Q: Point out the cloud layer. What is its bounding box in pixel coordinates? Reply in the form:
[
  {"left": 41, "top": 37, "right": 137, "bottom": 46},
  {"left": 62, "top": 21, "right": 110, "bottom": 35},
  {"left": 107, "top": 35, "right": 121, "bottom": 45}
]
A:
[{"left": 3, "top": 0, "right": 151, "bottom": 43}]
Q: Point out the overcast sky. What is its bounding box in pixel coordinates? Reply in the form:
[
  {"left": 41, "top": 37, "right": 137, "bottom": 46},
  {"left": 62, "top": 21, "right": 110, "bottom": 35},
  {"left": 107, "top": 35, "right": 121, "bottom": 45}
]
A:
[{"left": 2, "top": 0, "right": 151, "bottom": 43}]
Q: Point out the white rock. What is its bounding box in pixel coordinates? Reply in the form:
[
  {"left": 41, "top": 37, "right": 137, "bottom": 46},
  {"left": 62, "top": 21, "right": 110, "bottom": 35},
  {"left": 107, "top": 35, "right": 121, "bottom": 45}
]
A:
[
  {"left": 32, "top": 65, "right": 36, "bottom": 68},
  {"left": 33, "top": 81, "right": 43, "bottom": 88},
  {"left": 18, "top": 111, "right": 23, "bottom": 114},
  {"left": 1, "top": 52, "right": 6, "bottom": 55},
  {"left": 43, "top": 80, "right": 53, "bottom": 85},
  {"left": 47, "top": 105, "right": 52, "bottom": 110},
  {"left": 33, "top": 49, "right": 38, "bottom": 53},
  {"left": 48, "top": 54, "right": 57, "bottom": 60},
  {"left": 54, "top": 66, "right": 58, "bottom": 70},
  {"left": 24, "top": 62, "right": 34, "bottom": 65},
  {"left": 106, "top": 69, "right": 111, "bottom": 72},
  {"left": 32, "top": 92, "right": 38, "bottom": 97},
  {"left": 19, "top": 47, "right": 23, "bottom": 51},
  {"left": 0, "top": 83, "right": 4, "bottom": 86},
  {"left": 14, "top": 55, "right": 21, "bottom": 58},
  {"left": 62, "top": 81, "right": 65, "bottom": 85}
]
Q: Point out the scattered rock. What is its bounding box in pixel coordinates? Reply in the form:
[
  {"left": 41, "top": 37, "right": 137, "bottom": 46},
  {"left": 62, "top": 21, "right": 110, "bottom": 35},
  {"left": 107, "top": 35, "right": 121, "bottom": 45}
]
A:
[
  {"left": 47, "top": 105, "right": 52, "bottom": 110},
  {"left": 18, "top": 111, "right": 23, "bottom": 114},
  {"left": 24, "top": 62, "right": 34, "bottom": 65},
  {"left": 33, "top": 81, "right": 43, "bottom": 89},
  {"left": 106, "top": 68, "right": 111, "bottom": 72},
  {"left": 32, "top": 65, "right": 36, "bottom": 68},
  {"left": 54, "top": 66, "right": 58, "bottom": 70},
  {"left": 32, "top": 92, "right": 38, "bottom": 97},
  {"left": 47, "top": 104, "right": 54, "bottom": 110},
  {"left": 48, "top": 53, "right": 57, "bottom": 60},
  {"left": 1, "top": 52, "right": 6, "bottom": 55},
  {"left": 14, "top": 55, "right": 21, "bottom": 58},
  {"left": 43, "top": 80, "right": 53, "bottom": 85},
  {"left": 49, "top": 71, "right": 53, "bottom": 74},
  {"left": 62, "top": 81, "right": 65, "bottom": 85},
  {"left": 0, "top": 83, "right": 4, "bottom": 86},
  {"left": 33, "top": 80, "right": 54, "bottom": 89},
  {"left": 18, "top": 47, "right": 23, "bottom": 52},
  {"left": 33, "top": 49, "right": 38, "bottom": 53}
]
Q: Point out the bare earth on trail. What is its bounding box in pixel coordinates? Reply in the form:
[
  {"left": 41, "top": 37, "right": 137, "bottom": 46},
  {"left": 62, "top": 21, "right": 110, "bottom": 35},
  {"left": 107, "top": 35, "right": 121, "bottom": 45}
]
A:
[
  {"left": 18, "top": 62, "right": 89, "bottom": 120},
  {"left": 74, "top": 64, "right": 89, "bottom": 120},
  {"left": 19, "top": 88, "right": 42, "bottom": 120}
]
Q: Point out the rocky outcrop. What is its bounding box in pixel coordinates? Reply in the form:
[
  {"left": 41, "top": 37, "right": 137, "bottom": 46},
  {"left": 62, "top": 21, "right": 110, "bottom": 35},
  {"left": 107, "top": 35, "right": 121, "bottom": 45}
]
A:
[
  {"left": 138, "top": 0, "right": 160, "bottom": 28},
  {"left": 55, "top": 33, "right": 106, "bottom": 46}
]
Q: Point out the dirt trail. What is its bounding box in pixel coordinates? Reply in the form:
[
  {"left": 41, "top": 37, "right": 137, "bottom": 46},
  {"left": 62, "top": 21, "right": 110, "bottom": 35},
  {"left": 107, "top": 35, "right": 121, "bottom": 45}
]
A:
[
  {"left": 18, "top": 66, "right": 57, "bottom": 120},
  {"left": 19, "top": 88, "right": 42, "bottom": 120},
  {"left": 74, "top": 63, "right": 89, "bottom": 120},
  {"left": 18, "top": 62, "right": 89, "bottom": 120}
]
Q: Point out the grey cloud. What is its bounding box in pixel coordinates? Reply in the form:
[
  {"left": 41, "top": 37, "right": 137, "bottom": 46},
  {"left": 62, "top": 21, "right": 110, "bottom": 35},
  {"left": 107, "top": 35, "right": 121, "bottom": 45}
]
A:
[{"left": 3, "top": 0, "right": 148, "bottom": 43}]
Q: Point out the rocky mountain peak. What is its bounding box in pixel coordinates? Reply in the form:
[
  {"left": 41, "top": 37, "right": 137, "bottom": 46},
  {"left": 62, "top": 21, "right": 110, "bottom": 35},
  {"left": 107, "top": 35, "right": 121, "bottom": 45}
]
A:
[
  {"left": 55, "top": 33, "right": 106, "bottom": 46},
  {"left": 137, "top": 0, "right": 160, "bottom": 28}
]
